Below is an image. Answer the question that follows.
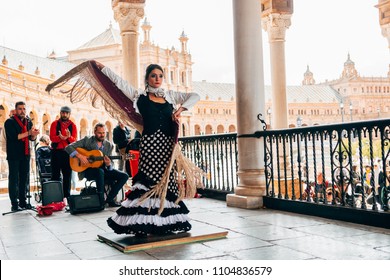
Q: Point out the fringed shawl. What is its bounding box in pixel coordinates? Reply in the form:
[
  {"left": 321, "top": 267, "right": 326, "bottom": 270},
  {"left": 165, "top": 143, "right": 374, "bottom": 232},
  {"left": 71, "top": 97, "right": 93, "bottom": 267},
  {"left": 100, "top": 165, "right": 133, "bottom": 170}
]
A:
[{"left": 46, "top": 60, "right": 205, "bottom": 214}]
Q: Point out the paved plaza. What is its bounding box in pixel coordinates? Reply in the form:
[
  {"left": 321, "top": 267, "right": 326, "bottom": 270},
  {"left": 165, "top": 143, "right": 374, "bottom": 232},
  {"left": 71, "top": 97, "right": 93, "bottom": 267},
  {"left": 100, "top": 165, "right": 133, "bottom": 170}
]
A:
[{"left": 0, "top": 193, "right": 389, "bottom": 260}]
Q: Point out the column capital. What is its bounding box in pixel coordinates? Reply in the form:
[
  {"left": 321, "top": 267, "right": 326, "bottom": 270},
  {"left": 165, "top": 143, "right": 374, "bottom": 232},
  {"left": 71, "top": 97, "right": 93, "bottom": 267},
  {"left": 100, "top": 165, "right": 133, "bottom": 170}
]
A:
[
  {"left": 261, "top": 13, "right": 292, "bottom": 42},
  {"left": 380, "top": 23, "right": 390, "bottom": 49},
  {"left": 112, "top": 1, "right": 145, "bottom": 33}
]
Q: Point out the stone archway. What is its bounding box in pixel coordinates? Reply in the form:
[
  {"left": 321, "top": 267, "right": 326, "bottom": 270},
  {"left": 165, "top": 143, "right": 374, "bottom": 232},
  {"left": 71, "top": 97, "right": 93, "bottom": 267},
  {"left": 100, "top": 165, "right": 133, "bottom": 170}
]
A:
[
  {"left": 42, "top": 113, "right": 51, "bottom": 135},
  {"left": 205, "top": 124, "right": 213, "bottom": 135},
  {"left": 92, "top": 119, "right": 99, "bottom": 130},
  {"left": 194, "top": 124, "right": 201, "bottom": 135},
  {"left": 80, "top": 118, "right": 88, "bottom": 139},
  {"left": 105, "top": 120, "right": 113, "bottom": 141},
  {"left": 181, "top": 122, "right": 189, "bottom": 137},
  {"left": 29, "top": 110, "right": 38, "bottom": 126},
  {"left": 228, "top": 124, "right": 236, "bottom": 132},
  {"left": 217, "top": 125, "right": 225, "bottom": 134}
]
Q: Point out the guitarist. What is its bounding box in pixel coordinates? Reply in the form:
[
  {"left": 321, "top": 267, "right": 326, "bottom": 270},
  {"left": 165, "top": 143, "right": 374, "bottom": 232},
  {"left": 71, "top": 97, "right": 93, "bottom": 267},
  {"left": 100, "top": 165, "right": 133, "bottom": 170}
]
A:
[{"left": 65, "top": 123, "right": 129, "bottom": 207}]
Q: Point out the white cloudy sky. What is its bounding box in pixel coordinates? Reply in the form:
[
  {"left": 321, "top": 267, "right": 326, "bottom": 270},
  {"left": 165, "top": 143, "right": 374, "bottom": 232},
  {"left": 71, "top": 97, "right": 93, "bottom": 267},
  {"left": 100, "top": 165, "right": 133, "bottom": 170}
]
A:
[{"left": 0, "top": 0, "right": 388, "bottom": 85}]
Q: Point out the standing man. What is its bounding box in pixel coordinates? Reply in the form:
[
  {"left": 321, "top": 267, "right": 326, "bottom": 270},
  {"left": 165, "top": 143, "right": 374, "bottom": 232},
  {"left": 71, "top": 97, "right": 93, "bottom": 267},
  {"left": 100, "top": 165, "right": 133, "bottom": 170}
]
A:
[
  {"left": 49, "top": 106, "right": 77, "bottom": 202},
  {"left": 4, "top": 101, "right": 39, "bottom": 211},
  {"left": 66, "top": 123, "right": 129, "bottom": 207},
  {"left": 113, "top": 121, "right": 131, "bottom": 171}
]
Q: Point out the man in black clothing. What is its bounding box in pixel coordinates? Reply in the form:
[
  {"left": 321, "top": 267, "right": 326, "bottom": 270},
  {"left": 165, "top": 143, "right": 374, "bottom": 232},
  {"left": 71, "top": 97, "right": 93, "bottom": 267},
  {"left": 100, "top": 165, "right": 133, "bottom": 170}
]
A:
[
  {"left": 113, "top": 122, "right": 131, "bottom": 171},
  {"left": 4, "top": 101, "right": 39, "bottom": 211}
]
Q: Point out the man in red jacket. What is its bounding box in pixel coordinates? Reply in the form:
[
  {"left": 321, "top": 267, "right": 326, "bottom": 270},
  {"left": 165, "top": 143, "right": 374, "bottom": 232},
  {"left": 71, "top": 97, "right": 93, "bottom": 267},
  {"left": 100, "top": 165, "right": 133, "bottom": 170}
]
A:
[{"left": 50, "top": 106, "right": 77, "bottom": 202}]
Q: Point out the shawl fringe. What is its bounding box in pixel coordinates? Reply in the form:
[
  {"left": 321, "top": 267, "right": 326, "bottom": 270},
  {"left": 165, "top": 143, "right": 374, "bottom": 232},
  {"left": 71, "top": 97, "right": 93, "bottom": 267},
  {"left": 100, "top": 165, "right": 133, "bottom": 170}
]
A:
[{"left": 139, "top": 143, "right": 206, "bottom": 215}]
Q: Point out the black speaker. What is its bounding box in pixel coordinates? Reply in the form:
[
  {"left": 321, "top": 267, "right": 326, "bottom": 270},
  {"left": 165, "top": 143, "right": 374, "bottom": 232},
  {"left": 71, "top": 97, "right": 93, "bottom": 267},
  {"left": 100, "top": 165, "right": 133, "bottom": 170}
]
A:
[
  {"left": 68, "top": 193, "right": 105, "bottom": 214},
  {"left": 42, "top": 181, "right": 64, "bottom": 206}
]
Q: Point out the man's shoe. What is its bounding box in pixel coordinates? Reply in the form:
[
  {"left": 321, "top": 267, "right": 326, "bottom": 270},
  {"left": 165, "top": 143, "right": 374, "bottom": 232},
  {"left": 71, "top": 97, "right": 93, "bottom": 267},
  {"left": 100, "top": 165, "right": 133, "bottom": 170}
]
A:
[
  {"left": 19, "top": 201, "right": 27, "bottom": 209},
  {"left": 106, "top": 200, "right": 121, "bottom": 207},
  {"left": 11, "top": 206, "right": 22, "bottom": 212}
]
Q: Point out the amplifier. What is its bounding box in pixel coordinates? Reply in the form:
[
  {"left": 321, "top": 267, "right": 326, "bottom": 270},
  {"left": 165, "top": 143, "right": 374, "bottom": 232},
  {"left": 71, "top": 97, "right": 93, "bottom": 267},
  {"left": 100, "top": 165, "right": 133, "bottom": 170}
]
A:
[
  {"left": 42, "top": 181, "right": 64, "bottom": 206},
  {"left": 68, "top": 193, "right": 105, "bottom": 214}
]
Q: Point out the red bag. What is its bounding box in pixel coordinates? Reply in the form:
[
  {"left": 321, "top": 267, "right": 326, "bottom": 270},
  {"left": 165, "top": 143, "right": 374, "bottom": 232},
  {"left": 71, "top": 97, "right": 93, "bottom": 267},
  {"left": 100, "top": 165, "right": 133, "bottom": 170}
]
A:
[
  {"left": 46, "top": 201, "right": 66, "bottom": 211},
  {"left": 36, "top": 205, "right": 54, "bottom": 216}
]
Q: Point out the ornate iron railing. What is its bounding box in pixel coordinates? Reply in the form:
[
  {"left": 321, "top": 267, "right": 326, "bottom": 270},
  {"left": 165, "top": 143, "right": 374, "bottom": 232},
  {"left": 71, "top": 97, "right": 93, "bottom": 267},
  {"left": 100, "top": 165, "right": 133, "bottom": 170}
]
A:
[
  {"left": 241, "top": 119, "right": 390, "bottom": 212},
  {"left": 178, "top": 133, "right": 238, "bottom": 194}
]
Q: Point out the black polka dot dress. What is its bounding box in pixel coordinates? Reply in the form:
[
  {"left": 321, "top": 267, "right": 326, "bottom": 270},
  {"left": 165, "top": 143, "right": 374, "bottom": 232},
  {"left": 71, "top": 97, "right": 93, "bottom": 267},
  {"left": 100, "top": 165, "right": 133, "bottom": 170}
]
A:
[{"left": 107, "top": 94, "right": 191, "bottom": 236}]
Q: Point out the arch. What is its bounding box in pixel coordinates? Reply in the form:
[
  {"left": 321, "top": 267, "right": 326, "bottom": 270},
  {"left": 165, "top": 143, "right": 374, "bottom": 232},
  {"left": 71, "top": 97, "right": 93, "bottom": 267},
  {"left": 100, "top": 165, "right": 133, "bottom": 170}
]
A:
[
  {"left": 105, "top": 120, "right": 113, "bottom": 141},
  {"left": 0, "top": 104, "right": 8, "bottom": 126},
  {"left": 80, "top": 118, "right": 88, "bottom": 139},
  {"left": 205, "top": 124, "right": 213, "bottom": 135},
  {"left": 194, "top": 124, "right": 201, "bottom": 135},
  {"left": 92, "top": 119, "right": 99, "bottom": 129},
  {"left": 289, "top": 124, "right": 296, "bottom": 128},
  {"left": 217, "top": 124, "right": 224, "bottom": 134},
  {"left": 228, "top": 125, "right": 236, "bottom": 132},
  {"left": 29, "top": 110, "right": 38, "bottom": 126},
  {"left": 181, "top": 123, "right": 187, "bottom": 137},
  {"left": 42, "top": 113, "right": 51, "bottom": 135}
]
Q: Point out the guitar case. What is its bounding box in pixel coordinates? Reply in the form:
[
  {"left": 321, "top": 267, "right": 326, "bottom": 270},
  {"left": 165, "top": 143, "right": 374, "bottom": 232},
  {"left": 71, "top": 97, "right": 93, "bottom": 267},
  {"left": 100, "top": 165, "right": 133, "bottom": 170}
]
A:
[{"left": 68, "top": 187, "right": 105, "bottom": 214}]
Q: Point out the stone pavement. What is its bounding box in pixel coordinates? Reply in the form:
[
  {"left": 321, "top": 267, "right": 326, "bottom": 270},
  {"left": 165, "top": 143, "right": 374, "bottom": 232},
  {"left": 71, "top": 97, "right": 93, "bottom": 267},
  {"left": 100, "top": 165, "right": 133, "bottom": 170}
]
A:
[{"left": 0, "top": 193, "right": 389, "bottom": 260}]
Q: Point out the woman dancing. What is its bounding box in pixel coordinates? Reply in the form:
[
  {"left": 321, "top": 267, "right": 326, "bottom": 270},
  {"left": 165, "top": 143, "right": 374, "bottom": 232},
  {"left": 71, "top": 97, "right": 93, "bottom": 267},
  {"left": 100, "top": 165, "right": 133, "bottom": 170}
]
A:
[{"left": 46, "top": 60, "right": 202, "bottom": 237}]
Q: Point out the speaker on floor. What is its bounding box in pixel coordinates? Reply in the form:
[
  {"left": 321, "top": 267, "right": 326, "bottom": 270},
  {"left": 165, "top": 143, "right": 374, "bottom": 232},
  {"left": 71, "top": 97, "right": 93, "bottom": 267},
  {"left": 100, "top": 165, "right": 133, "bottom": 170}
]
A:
[
  {"left": 42, "top": 180, "right": 64, "bottom": 206},
  {"left": 68, "top": 193, "right": 105, "bottom": 215}
]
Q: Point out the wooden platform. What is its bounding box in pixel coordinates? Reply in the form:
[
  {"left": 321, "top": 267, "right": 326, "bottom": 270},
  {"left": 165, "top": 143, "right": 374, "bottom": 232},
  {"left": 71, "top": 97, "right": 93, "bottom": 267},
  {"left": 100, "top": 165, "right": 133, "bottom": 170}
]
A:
[{"left": 97, "top": 230, "right": 228, "bottom": 253}]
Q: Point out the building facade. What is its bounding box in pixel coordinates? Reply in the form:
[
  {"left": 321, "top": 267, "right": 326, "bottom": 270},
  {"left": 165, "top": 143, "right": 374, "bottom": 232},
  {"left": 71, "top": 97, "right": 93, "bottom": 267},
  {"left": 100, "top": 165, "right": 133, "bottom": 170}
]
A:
[{"left": 0, "top": 18, "right": 389, "bottom": 179}]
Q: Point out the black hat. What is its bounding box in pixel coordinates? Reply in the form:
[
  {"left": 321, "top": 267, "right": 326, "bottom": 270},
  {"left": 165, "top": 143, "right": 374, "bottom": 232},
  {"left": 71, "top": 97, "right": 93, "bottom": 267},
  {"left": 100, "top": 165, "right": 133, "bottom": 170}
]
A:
[{"left": 60, "top": 106, "right": 71, "bottom": 113}]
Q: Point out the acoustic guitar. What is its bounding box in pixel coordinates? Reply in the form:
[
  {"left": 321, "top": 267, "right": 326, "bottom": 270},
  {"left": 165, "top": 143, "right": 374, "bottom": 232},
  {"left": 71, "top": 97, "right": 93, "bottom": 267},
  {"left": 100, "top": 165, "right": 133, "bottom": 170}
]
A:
[{"left": 69, "top": 148, "right": 130, "bottom": 172}]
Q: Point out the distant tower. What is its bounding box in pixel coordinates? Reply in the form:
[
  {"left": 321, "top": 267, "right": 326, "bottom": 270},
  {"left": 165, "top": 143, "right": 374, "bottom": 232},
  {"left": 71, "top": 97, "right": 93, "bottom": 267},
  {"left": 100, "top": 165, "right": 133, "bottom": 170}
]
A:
[
  {"left": 141, "top": 17, "right": 151, "bottom": 43},
  {"left": 179, "top": 30, "right": 189, "bottom": 54},
  {"left": 302, "top": 65, "right": 315, "bottom": 85},
  {"left": 2, "top": 55, "right": 8, "bottom": 66},
  {"left": 376, "top": 0, "right": 390, "bottom": 50},
  {"left": 47, "top": 50, "right": 56, "bottom": 59},
  {"left": 341, "top": 53, "right": 358, "bottom": 79}
]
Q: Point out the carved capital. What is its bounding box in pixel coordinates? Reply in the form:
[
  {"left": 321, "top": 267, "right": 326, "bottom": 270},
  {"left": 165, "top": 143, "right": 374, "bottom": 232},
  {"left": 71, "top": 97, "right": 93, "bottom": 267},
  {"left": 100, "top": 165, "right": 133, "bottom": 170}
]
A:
[
  {"left": 112, "top": 2, "right": 145, "bottom": 33},
  {"left": 261, "top": 13, "right": 292, "bottom": 42},
  {"left": 380, "top": 23, "right": 390, "bottom": 46}
]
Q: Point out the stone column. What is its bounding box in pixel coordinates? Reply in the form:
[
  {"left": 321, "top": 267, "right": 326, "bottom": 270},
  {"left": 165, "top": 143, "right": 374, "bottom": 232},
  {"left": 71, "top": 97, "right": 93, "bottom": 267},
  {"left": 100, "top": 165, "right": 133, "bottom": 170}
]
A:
[
  {"left": 261, "top": 0, "right": 293, "bottom": 129},
  {"left": 226, "top": 0, "right": 266, "bottom": 209},
  {"left": 376, "top": 0, "right": 390, "bottom": 51},
  {"left": 112, "top": 0, "right": 145, "bottom": 87}
]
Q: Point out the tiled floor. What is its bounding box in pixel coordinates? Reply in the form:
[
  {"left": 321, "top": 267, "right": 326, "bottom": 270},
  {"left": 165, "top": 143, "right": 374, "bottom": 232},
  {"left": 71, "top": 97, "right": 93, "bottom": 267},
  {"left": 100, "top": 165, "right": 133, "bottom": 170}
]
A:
[{"left": 0, "top": 194, "right": 389, "bottom": 260}]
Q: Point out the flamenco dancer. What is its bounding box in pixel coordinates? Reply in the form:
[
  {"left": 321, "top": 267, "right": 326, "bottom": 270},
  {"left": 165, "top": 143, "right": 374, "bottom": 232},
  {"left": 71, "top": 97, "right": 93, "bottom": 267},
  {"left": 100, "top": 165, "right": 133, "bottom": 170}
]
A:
[{"left": 46, "top": 60, "right": 203, "bottom": 237}]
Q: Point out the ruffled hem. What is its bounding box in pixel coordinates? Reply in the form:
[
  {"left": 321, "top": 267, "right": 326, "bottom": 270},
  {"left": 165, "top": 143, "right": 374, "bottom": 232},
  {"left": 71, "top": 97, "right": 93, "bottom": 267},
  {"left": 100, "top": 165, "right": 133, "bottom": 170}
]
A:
[
  {"left": 107, "top": 218, "right": 191, "bottom": 235},
  {"left": 107, "top": 186, "right": 191, "bottom": 235}
]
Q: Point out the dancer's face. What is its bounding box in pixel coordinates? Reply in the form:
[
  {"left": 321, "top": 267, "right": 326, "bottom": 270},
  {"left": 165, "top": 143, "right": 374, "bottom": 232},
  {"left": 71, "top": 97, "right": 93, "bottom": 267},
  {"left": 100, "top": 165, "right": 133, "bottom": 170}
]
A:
[{"left": 147, "top": 69, "right": 163, "bottom": 88}]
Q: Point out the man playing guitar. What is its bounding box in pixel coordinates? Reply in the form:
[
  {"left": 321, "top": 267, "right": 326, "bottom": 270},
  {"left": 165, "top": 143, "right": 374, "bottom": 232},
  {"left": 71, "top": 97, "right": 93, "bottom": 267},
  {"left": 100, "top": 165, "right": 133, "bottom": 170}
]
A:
[{"left": 65, "top": 123, "right": 129, "bottom": 207}]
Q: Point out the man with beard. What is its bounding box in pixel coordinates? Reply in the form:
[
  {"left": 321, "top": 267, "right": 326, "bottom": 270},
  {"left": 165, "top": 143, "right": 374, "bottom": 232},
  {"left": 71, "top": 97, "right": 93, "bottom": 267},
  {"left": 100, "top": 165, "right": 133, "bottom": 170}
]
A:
[
  {"left": 49, "top": 106, "right": 77, "bottom": 202},
  {"left": 4, "top": 101, "right": 39, "bottom": 211},
  {"left": 65, "top": 123, "right": 129, "bottom": 207}
]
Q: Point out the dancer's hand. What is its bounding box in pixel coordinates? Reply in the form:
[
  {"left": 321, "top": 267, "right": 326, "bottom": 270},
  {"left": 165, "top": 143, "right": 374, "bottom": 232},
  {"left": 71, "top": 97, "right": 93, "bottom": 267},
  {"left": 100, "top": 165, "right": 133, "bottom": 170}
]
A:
[{"left": 94, "top": 60, "right": 105, "bottom": 70}]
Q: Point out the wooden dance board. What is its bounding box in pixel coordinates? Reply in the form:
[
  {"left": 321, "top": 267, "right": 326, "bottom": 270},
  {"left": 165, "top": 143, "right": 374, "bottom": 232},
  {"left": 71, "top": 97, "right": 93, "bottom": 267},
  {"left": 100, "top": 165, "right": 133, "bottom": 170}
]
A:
[{"left": 97, "top": 230, "right": 228, "bottom": 253}]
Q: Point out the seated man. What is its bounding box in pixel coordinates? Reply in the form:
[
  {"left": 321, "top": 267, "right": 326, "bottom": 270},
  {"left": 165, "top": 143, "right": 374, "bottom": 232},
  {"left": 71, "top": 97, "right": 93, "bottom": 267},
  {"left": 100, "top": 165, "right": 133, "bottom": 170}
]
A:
[{"left": 65, "top": 123, "right": 129, "bottom": 207}]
